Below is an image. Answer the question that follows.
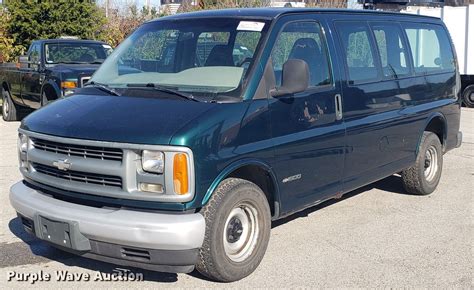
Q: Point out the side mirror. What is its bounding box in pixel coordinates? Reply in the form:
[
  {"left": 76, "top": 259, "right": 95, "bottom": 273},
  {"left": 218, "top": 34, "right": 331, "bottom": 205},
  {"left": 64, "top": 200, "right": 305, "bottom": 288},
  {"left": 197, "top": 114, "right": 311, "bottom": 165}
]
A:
[
  {"left": 18, "top": 55, "right": 29, "bottom": 69},
  {"left": 270, "top": 59, "right": 309, "bottom": 97}
]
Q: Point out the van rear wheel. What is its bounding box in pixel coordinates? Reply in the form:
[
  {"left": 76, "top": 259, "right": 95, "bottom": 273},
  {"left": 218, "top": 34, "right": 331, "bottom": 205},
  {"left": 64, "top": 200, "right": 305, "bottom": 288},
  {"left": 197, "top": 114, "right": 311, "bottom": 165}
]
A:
[
  {"left": 196, "top": 178, "right": 271, "bottom": 282},
  {"left": 401, "top": 132, "right": 443, "bottom": 195}
]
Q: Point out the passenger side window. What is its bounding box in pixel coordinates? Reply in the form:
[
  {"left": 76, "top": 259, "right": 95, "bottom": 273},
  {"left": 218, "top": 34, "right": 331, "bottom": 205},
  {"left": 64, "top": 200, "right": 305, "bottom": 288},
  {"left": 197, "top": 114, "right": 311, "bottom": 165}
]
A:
[
  {"left": 371, "top": 23, "right": 410, "bottom": 78},
  {"left": 335, "top": 22, "right": 379, "bottom": 84},
  {"left": 403, "top": 24, "right": 455, "bottom": 74},
  {"left": 271, "top": 21, "right": 331, "bottom": 87}
]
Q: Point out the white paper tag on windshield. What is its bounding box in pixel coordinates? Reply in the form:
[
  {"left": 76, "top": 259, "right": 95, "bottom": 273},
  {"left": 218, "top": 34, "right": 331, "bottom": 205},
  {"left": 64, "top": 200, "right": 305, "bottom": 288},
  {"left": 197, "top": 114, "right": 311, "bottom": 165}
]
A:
[{"left": 237, "top": 21, "right": 265, "bottom": 32}]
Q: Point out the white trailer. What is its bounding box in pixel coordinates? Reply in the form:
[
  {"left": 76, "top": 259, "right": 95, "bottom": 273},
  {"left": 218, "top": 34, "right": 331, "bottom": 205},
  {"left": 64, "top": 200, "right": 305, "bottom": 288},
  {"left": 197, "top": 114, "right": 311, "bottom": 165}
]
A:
[
  {"left": 269, "top": 1, "right": 306, "bottom": 8},
  {"left": 402, "top": 5, "right": 474, "bottom": 107}
]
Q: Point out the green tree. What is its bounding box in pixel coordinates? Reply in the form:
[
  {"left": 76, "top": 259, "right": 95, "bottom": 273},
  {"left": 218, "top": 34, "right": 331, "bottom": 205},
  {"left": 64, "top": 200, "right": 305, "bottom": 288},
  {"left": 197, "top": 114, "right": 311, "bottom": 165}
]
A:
[
  {"left": 0, "top": 7, "right": 26, "bottom": 62},
  {"left": 3, "top": 0, "right": 106, "bottom": 58}
]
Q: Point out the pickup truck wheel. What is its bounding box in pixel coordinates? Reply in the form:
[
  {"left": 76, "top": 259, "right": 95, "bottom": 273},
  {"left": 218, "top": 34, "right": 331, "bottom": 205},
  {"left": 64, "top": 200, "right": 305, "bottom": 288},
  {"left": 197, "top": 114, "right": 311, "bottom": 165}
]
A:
[
  {"left": 401, "top": 132, "right": 443, "bottom": 195},
  {"left": 196, "top": 178, "right": 271, "bottom": 282},
  {"left": 462, "top": 85, "right": 474, "bottom": 108},
  {"left": 2, "top": 88, "right": 18, "bottom": 121}
]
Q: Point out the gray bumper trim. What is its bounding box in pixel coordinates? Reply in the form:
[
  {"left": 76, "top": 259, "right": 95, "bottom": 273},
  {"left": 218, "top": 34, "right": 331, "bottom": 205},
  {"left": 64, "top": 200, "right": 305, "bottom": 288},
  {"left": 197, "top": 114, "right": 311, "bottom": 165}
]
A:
[
  {"left": 9, "top": 181, "right": 205, "bottom": 250},
  {"left": 456, "top": 131, "right": 463, "bottom": 148}
]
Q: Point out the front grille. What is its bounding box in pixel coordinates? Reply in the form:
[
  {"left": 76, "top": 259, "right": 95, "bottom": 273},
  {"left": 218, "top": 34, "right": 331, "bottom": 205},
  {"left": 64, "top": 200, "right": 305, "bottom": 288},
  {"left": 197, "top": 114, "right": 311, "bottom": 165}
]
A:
[
  {"left": 31, "top": 137, "right": 123, "bottom": 161},
  {"left": 33, "top": 163, "right": 122, "bottom": 188}
]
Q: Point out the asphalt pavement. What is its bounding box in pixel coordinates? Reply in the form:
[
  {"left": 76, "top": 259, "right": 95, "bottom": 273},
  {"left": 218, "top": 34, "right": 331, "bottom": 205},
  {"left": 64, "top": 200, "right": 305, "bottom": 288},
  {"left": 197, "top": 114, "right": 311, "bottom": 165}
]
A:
[{"left": 0, "top": 108, "right": 472, "bottom": 288}]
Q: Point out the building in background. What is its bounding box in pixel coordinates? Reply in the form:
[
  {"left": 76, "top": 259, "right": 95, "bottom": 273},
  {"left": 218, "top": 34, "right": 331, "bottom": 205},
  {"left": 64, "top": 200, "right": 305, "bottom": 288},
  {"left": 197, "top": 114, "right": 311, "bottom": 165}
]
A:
[{"left": 358, "top": 0, "right": 472, "bottom": 10}]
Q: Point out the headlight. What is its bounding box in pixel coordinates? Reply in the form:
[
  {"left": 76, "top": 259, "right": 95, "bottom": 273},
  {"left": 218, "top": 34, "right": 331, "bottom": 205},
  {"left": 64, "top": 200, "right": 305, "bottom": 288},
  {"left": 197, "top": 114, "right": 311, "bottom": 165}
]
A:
[
  {"left": 142, "top": 150, "right": 164, "bottom": 174},
  {"left": 18, "top": 133, "right": 28, "bottom": 153},
  {"left": 18, "top": 133, "right": 28, "bottom": 170}
]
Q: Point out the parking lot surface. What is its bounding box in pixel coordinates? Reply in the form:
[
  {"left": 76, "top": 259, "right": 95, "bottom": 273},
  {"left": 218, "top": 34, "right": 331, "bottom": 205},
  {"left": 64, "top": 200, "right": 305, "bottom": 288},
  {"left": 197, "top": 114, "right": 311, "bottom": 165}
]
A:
[{"left": 0, "top": 108, "right": 472, "bottom": 288}]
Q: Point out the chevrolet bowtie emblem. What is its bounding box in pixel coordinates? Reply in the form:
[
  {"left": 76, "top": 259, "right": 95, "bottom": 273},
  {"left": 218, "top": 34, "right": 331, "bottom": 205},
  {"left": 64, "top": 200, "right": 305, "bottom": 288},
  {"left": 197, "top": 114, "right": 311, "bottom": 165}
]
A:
[{"left": 53, "top": 159, "right": 72, "bottom": 171}]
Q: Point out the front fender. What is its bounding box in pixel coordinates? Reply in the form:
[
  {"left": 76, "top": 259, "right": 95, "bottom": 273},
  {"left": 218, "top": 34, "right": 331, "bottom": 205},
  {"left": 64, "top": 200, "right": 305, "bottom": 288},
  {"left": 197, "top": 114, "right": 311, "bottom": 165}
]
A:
[{"left": 201, "top": 158, "right": 281, "bottom": 210}]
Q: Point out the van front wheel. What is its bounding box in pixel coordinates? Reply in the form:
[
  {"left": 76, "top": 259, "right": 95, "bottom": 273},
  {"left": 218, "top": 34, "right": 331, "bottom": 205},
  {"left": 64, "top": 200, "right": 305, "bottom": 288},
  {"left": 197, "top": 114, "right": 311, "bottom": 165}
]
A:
[
  {"left": 401, "top": 132, "right": 443, "bottom": 195},
  {"left": 196, "top": 178, "right": 271, "bottom": 282}
]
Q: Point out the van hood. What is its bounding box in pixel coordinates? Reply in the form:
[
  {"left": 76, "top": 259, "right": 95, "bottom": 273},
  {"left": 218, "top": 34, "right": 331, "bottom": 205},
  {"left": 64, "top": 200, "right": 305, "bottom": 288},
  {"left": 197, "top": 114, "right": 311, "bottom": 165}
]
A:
[{"left": 21, "top": 92, "right": 217, "bottom": 145}]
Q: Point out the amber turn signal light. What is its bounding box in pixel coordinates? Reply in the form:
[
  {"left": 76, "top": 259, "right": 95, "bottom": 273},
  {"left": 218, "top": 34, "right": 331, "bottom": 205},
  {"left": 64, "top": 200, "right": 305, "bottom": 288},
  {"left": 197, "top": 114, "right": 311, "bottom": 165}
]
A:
[
  {"left": 61, "top": 81, "right": 77, "bottom": 89},
  {"left": 173, "top": 153, "right": 188, "bottom": 195}
]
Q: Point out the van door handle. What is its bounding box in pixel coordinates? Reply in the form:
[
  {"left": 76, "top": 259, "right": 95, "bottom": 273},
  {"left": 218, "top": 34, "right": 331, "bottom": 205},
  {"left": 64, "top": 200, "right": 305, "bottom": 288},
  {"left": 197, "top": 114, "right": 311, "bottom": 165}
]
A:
[{"left": 335, "top": 94, "right": 343, "bottom": 121}]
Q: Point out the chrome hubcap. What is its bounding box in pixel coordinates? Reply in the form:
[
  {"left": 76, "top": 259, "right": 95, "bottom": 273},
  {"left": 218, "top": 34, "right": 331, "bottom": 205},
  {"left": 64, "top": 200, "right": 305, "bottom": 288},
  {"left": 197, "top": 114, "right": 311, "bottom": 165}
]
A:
[
  {"left": 424, "top": 145, "right": 438, "bottom": 182},
  {"left": 469, "top": 91, "right": 474, "bottom": 103},
  {"left": 223, "top": 203, "right": 259, "bottom": 262}
]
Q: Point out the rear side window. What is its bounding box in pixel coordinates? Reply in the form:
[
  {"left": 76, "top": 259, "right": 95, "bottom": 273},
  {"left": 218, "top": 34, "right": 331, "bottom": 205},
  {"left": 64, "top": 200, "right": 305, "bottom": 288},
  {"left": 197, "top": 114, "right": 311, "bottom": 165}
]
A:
[
  {"left": 371, "top": 23, "right": 410, "bottom": 78},
  {"left": 403, "top": 24, "right": 455, "bottom": 74},
  {"left": 335, "top": 22, "right": 379, "bottom": 84}
]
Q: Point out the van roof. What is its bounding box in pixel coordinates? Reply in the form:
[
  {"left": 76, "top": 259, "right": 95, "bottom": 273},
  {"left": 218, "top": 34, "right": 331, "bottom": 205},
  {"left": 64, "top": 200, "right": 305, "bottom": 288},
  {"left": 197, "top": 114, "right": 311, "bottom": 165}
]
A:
[
  {"left": 154, "top": 8, "right": 439, "bottom": 22},
  {"left": 33, "top": 39, "right": 108, "bottom": 45}
]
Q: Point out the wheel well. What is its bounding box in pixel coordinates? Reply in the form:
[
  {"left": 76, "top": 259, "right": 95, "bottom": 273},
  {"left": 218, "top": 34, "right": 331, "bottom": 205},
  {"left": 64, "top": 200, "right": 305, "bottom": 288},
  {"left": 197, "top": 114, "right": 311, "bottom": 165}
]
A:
[
  {"left": 425, "top": 116, "right": 445, "bottom": 147},
  {"left": 1, "top": 82, "right": 9, "bottom": 93},
  {"left": 42, "top": 84, "right": 58, "bottom": 101},
  {"left": 228, "top": 164, "right": 276, "bottom": 216}
]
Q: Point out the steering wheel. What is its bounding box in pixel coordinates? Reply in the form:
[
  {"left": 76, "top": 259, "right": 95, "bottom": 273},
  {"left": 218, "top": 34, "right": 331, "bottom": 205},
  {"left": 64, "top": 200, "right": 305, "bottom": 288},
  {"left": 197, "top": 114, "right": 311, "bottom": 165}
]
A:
[{"left": 238, "top": 57, "right": 253, "bottom": 68}]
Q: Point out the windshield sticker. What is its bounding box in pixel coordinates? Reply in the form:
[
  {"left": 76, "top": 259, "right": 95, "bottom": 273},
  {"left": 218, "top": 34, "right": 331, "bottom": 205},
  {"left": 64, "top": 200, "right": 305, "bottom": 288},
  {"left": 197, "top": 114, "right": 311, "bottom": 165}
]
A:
[{"left": 237, "top": 21, "right": 265, "bottom": 32}]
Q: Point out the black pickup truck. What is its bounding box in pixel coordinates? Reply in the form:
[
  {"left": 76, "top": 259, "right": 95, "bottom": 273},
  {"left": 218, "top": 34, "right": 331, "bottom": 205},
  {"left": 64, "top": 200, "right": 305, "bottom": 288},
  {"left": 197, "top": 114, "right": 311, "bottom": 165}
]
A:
[{"left": 0, "top": 39, "right": 112, "bottom": 121}]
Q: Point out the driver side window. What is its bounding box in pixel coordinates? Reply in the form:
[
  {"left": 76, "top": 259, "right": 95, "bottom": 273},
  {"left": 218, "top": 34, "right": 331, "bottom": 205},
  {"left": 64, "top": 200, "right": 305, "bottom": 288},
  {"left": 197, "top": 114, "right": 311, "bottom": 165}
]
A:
[
  {"left": 28, "top": 43, "right": 40, "bottom": 69},
  {"left": 271, "top": 21, "right": 331, "bottom": 87}
]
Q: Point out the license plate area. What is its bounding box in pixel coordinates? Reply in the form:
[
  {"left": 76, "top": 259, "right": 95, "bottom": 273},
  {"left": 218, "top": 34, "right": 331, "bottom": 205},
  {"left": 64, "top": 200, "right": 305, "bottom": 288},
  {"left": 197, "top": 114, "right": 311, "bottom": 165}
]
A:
[
  {"left": 39, "top": 216, "right": 72, "bottom": 248},
  {"left": 35, "top": 215, "right": 91, "bottom": 251}
]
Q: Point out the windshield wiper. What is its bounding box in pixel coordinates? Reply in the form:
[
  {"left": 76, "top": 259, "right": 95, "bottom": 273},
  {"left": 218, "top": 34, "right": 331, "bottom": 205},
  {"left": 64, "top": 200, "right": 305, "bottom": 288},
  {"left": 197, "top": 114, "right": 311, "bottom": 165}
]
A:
[
  {"left": 85, "top": 81, "right": 121, "bottom": 96},
  {"left": 126, "top": 83, "right": 198, "bottom": 102}
]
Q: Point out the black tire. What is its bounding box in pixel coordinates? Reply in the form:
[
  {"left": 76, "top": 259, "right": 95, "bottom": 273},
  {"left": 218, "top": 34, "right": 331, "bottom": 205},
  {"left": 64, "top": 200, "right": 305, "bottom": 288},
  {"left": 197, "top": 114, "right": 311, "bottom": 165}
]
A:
[
  {"left": 2, "top": 88, "right": 18, "bottom": 121},
  {"left": 462, "top": 85, "right": 474, "bottom": 108},
  {"left": 401, "top": 132, "right": 443, "bottom": 195},
  {"left": 196, "top": 178, "right": 271, "bottom": 282}
]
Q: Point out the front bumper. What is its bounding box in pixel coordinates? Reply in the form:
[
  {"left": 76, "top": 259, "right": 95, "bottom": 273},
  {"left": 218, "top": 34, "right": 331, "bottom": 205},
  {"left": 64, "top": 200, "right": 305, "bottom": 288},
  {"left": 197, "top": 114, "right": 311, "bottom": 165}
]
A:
[
  {"left": 456, "top": 131, "right": 463, "bottom": 148},
  {"left": 9, "top": 181, "right": 205, "bottom": 273}
]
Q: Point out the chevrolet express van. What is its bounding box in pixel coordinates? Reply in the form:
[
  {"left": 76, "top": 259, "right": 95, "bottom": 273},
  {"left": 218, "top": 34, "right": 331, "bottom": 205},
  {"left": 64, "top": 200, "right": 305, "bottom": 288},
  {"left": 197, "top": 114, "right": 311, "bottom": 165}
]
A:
[{"left": 9, "top": 8, "right": 462, "bottom": 282}]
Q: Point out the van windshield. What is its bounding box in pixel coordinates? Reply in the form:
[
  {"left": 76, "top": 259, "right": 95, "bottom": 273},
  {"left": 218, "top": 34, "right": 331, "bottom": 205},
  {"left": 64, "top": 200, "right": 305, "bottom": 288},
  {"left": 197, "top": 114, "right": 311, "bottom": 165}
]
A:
[{"left": 91, "top": 18, "right": 269, "bottom": 100}]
